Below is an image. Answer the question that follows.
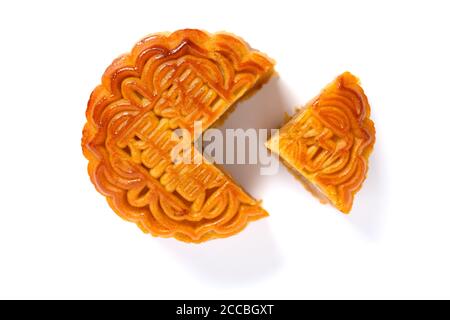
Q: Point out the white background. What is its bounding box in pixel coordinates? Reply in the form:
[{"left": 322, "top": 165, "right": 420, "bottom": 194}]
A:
[{"left": 1, "top": 0, "right": 449, "bottom": 300}]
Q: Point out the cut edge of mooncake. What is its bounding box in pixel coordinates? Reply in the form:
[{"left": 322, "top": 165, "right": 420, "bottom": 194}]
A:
[{"left": 266, "top": 72, "right": 376, "bottom": 213}]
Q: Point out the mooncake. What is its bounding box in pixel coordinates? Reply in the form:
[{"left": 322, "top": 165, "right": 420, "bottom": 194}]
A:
[
  {"left": 266, "top": 72, "right": 375, "bottom": 213},
  {"left": 82, "top": 29, "right": 275, "bottom": 243}
]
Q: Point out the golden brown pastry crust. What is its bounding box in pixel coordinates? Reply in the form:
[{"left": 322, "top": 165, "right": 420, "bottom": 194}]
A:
[
  {"left": 266, "top": 72, "right": 375, "bottom": 213},
  {"left": 82, "top": 29, "right": 274, "bottom": 242}
]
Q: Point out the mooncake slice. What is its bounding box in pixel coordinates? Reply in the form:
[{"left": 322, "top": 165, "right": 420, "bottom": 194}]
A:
[
  {"left": 266, "top": 72, "right": 375, "bottom": 213},
  {"left": 82, "top": 29, "right": 275, "bottom": 243}
]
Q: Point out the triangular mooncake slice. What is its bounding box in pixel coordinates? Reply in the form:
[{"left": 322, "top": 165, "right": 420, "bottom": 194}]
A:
[{"left": 266, "top": 72, "right": 375, "bottom": 213}]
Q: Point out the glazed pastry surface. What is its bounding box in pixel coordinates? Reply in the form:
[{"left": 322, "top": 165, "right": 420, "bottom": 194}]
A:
[
  {"left": 82, "top": 29, "right": 274, "bottom": 242},
  {"left": 266, "top": 72, "right": 375, "bottom": 213}
]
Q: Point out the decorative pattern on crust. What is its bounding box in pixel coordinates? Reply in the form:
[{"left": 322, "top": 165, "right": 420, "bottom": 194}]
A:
[
  {"left": 266, "top": 72, "right": 375, "bottom": 213},
  {"left": 82, "top": 30, "right": 274, "bottom": 242}
]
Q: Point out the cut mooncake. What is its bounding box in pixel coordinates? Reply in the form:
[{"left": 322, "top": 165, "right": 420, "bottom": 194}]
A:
[
  {"left": 266, "top": 72, "right": 375, "bottom": 213},
  {"left": 82, "top": 29, "right": 275, "bottom": 242}
]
